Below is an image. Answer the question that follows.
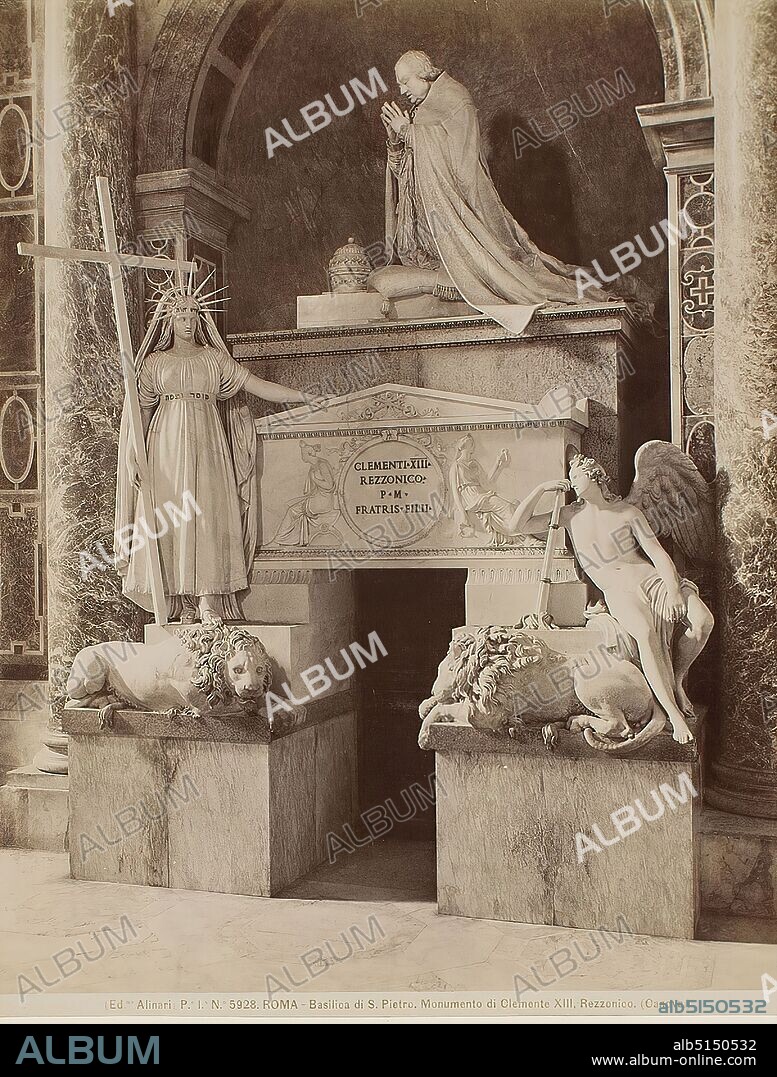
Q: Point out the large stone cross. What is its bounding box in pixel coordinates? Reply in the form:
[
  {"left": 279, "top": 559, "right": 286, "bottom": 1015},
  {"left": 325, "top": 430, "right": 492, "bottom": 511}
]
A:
[{"left": 18, "top": 175, "right": 196, "bottom": 625}]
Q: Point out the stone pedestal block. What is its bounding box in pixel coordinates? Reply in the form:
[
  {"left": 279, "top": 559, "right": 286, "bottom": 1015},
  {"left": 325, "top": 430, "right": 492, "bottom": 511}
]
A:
[
  {"left": 0, "top": 681, "right": 49, "bottom": 786},
  {"left": 700, "top": 809, "right": 777, "bottom": 920},
  {"left": 0, "top": 766, "right": 68, "bottom": 851},
  {"left": 232, "top": 306, "right": 638, "bottom": 488},
  {"left": 241, "top": 569, "right": 354, "bottom": 626},
  {"left": 464, "top": 565, "right": 587, "bottom": 627},
  {"left": 297, "top": 292, "right": 384, "bottom": 327},
  {"left": 63, "top": 693, "right": 357, "bottom": 897},
  {"left": 296, "top": 291, "right": 474, "bottom": 328},
  {"left": 425, "top": 722, "right": 701, "bottom": 939}
]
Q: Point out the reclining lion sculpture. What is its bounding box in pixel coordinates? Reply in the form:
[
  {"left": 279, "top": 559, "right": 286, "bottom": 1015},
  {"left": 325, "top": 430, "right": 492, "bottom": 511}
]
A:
[
  {"left": 418, "top": 624, "right": 666, "bottom": 755},
  {"left": 65, "top": 621, "right": 282, "bottom": 729}
]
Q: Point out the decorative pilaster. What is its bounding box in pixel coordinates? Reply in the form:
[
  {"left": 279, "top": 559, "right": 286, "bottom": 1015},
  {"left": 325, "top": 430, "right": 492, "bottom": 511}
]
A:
[
  {"left": 0, "top": 0, "right": 46, "bottom": 682},
  {"left": 36, "top": 0, "right": 142, "bottom": 773},
  {"left": 637, "top": 98, "right": 715, "bottom": 479},
  {"left": 705, "top": 0, "right": 777, "bottom": 817}
]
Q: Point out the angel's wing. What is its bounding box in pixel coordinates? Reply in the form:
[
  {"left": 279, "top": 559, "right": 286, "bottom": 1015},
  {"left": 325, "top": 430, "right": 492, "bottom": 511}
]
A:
[{"left": 626, "top": 440, "right": 715, "bottom": 564}]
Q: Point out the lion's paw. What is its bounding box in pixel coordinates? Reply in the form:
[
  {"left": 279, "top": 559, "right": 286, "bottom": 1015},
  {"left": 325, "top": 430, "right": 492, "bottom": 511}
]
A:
[
  {"left": 541, "top": 723, "right": 558, "bottom": 749},
  {"left": 164, "top": 706, "right": 203, "bottom": 721},
  {"left": 97, "top": 703, "right": 120, "bottom": 731}
]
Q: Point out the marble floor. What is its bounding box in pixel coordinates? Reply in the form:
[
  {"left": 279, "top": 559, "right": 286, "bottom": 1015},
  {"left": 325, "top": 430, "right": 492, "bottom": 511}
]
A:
[{"left": 1, "top": 840, "right": 775, "bottom": 999}]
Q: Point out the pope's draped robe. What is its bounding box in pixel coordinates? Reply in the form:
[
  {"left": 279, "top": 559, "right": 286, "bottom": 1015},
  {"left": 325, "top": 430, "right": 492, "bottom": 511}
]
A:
[{"left": 385, "top": 72, "right": 609, "bottom": 333}]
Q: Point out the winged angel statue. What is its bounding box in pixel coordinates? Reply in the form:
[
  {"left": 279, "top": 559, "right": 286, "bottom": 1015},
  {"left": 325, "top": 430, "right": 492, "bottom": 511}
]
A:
[{"left": 512, "top": 441, "right": 715, "bottom": 745}]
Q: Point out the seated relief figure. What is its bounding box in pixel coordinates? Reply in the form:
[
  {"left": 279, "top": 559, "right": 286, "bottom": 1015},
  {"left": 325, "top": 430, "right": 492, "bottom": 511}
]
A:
[
  {"left": 373, "top": 50, "right": 615, "bottom": 334},
  {"left": 510, "top": 444, "right": 715, "bottom": 744},
  {"left": 449, "top": 433, "right": 541, "bottom": 546},
  {"left": 272, "top": 442, "right": 343, "bottom": 547}
]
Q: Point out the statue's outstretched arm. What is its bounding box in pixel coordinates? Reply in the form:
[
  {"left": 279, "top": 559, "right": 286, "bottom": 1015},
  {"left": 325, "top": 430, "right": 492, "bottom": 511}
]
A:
[
  {"left": 486, "top": 448, "right": 509, "bottom": 483},
  {"left": 242, "top": 372, "right": 307, "bottom": 405},
  {"left": 506, "top": 479, "right": 569, "bottom": 536}
]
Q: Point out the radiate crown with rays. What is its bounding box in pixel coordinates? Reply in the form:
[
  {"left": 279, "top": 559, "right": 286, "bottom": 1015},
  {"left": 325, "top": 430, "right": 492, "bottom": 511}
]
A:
[
  {"left": 145, "top": 262, "right": 230, "bottom": 322},
  {"left": 134, "top": 261, "right": 232, "bottom": 365}
]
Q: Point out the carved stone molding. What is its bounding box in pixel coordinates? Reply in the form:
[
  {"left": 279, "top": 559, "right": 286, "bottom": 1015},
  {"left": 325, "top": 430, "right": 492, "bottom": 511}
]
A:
[
  {"left": 636, "top": 98, "right": 714, "bottom": 173},
  {"left": 135, "top": 166, "right": 250, "bottom": 254}
]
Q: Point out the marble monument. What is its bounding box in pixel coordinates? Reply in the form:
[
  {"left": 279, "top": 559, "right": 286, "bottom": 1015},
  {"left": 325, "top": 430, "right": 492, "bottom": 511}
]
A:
[{"left": 2, "top": 1, "right": 775, "bottom": 994}]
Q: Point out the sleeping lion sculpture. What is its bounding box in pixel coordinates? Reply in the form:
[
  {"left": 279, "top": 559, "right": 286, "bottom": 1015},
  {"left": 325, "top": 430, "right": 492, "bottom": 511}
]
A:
[{"left": 418, "top": 623, "right": 667, "bottom": 756}]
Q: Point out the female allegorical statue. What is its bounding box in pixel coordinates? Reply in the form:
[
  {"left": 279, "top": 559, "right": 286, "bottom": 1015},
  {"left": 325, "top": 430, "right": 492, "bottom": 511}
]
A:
[{"left": 115, "top": 274, "right": 307, "bottom": 623}]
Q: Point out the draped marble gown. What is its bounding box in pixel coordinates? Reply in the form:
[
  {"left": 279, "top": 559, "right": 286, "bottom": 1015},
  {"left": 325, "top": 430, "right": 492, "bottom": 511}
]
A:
[{"left": 123, "top": 346, "right": 250, "bottom": 604}]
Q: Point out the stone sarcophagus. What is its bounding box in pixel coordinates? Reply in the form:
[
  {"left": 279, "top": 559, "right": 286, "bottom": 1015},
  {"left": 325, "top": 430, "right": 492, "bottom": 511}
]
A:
[{"left": 253, "top": 382, "right": 590, "bottom": 626}]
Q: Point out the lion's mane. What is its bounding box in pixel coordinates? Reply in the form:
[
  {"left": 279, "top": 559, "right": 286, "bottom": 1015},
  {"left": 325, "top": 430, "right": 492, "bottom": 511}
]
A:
[
  {"left": 449, "top": 627, "right": 567, "bottom": 721},
  {"left": 177, "top": 623, "right": 272, "bottom": 706}
]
